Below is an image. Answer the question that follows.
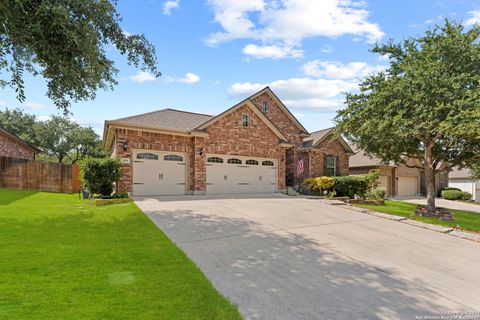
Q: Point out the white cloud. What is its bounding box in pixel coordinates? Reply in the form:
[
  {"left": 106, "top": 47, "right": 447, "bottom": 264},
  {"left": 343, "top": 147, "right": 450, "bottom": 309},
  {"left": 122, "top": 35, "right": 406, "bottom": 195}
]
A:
[
  {"left": 206, "top": 0, "right": 383, "bottom": 58},
  {"left": 228, "top": 77, "right": 357, "bottom": 111},
  {"left": 178, "top": 72, "right": 200, "bottom": 84},
  {"left": 242, "top": 44, "right": 303, "bottom": 59},
  {"left": 466, "top": 11, "right": 480, "bottom": 26},
  {"left": 129, "top": 71, "right": 156, "bottom": 83},
  {"left": 302, "top": 60, "right": 386, "bottom": 79},
  {"left": 0, "top": 100, "right": 8, "bottom": 107},
  {"left": 163, "top": 0, "right": 180, "bottom": 15},
  {"left": 24, "top": 101, "right": 47, "bottom": 110}
]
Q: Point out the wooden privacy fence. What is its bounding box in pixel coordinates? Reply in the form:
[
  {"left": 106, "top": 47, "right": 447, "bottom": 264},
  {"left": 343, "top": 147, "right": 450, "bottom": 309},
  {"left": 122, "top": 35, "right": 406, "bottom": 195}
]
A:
[{"left": 0, "top": 156, "right": 81, "bottom": 193}]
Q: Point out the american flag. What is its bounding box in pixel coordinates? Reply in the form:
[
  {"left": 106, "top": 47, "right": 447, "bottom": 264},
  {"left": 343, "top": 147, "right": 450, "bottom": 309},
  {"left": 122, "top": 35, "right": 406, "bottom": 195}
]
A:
[{"left": 297, "top": 158, "right": 304, "bottom": 175}]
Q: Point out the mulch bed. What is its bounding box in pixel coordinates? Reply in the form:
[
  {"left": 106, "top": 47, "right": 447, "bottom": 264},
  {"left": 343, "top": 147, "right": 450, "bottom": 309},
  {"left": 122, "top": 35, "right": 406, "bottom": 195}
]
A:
[{"left": 415, "top": 205, "right": 455, "bottom": 221}]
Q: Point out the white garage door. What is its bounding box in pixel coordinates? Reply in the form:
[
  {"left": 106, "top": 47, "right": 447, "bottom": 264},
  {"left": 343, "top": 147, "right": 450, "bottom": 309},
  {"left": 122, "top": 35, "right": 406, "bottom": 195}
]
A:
[
  {"left": 132, "top": 150, "right": 186, "bottom": 196},
  {"left": 449, "top": 180, "right": 480, "bottom": 202},
  {"left": 397, "top": 176, "right": 417, "bottom": 197},
  {"left": 206, "top": 154, "right": 277, "bottom": 194}
]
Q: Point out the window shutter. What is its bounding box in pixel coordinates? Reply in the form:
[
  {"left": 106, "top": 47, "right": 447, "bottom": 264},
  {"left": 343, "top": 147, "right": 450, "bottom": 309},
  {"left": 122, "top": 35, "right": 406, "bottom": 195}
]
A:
[
  {"left": 335, "top": 155, "right": 340, "bottom": 176},
  {"left": 323, "top": 154, "right": 327, "bottom": 176}
]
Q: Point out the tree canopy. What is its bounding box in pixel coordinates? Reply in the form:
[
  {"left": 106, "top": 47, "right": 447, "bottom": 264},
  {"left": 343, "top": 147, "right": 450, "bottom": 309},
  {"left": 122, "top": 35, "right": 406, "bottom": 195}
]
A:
[
  {"left": 0, "top": 0, "right": 160, "bottom": 111},
  {"left": 0, "top": 108, "right": 104, "bottom": 163},
  {"left": 335, "top": 19, "right": 480, "bottom": 212}
]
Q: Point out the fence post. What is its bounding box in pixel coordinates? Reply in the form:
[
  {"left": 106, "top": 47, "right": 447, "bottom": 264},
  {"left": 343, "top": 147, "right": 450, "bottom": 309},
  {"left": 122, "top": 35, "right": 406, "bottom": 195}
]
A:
[{"left": 71, "top": 164, "right": 81, "bottom": 193}]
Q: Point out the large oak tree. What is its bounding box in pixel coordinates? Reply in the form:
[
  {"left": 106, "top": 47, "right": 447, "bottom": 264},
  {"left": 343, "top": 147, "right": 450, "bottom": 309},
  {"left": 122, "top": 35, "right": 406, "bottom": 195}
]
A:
[
  {"left": 335, "top": 20, "right": 480, "bottom": 213},
  {"left": 0, "top": 0, "right": 160, "bottom": 111}
]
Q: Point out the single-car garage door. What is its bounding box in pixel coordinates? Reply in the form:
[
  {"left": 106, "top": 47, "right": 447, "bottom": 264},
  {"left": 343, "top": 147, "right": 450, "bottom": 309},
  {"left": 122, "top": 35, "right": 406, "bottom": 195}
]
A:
[
  {"left": 206, "top": 154, "right": 277, "bottom": 194},
  {"left": 132, "top": 150, "right": 186, "bottom": 196},
  {"left": 397, "top": 176, "right": 417, "bottom": 197}
]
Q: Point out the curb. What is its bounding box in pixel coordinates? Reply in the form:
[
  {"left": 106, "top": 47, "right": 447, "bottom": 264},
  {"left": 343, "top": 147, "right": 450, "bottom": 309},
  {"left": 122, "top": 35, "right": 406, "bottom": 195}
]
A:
[{"left": 336, "top": 203, "right": 480, "bottom": 243}]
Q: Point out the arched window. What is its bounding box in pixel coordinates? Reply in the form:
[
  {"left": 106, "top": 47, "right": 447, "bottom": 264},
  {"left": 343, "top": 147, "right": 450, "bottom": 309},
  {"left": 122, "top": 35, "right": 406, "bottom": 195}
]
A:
[
  {"left": 207, "top": 157, "right": 223, "bottom": 163},
  {"left": 164, "top": 154, "right": 183, "bottom": 161},
  {"left": 246, "top": 159, "right": 259, "bottom": 165},
  {"left": 262, "top": 160, "right": 274, "bottom": 166},
  {"left": 227, "top": 158, "right": 242, "bottom": 164},
  {"left": 137, "top": 153, "right": 158, "bottom": 160}
]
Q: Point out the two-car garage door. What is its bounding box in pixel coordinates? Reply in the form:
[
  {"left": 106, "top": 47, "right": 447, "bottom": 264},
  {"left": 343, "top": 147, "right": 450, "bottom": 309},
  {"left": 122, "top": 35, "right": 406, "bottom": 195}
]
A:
[{"left": 206, "top": 154, "right": 277, "bottom": 194}]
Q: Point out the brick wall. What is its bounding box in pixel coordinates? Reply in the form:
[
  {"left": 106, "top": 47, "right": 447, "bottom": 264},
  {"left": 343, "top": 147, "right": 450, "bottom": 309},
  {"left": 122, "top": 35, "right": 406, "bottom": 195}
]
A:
[
  {"left": 114, "top": 128, "right": 193, "bottom": 193},
  {"left": 0, "top": 132, "right": 35, "bottom": 160},
  {"left": 203, "top": 104, "right": 287, "bottom": 190},
  {"left": 250, "top": 92, "right": 304, "bottom": 185},
  {"left": 306, "top": 137, "right": 350, "bottom": 178}
]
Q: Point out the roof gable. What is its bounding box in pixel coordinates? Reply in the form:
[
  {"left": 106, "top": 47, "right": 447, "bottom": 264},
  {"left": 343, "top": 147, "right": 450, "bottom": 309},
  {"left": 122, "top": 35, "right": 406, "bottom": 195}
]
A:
[
  {"left": 301, "top": 128, "right": 354, "bottom": 153},
  {"left": 0, "top": 126, "right": 40, "bottom": 153},
  {"left": 250, "top": 87, "right": 308, "bottom": 135},
  {"left": 197, "top": 100, "right": 288, "bottom": 141}
]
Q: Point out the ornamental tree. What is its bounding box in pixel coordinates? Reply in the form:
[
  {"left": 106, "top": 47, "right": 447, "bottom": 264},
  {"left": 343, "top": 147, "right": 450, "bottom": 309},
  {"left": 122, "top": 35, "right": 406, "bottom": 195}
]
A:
[
  {"left": 335, "top": 19, "right": 480, "bottom": 213},
  {"left": 0, "top": 0, "right": 160, "bottom": 111}
]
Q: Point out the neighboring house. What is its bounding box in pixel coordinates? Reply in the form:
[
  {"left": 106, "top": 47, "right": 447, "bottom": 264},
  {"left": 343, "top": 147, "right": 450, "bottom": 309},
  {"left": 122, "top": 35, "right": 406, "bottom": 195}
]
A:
[
  {"left": 0, "top": 126, "right": 39, "bottom": 160},
  {"left": 448, "top": 167, "right": 480, "bottom": 202},
  {"left": 102, "top": 87, "right": 352, "bottom": 196},
  {"left": 349, "top": 147, "right": 448, "bottom": 197}
]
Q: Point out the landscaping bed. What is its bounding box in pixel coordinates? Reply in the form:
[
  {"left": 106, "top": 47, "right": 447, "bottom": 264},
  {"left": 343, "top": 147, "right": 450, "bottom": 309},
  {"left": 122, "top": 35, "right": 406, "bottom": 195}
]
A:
[
  {"left": 0, "top": 188, "right": 241, "bottom": 320},
  {"left": 353, "top": 200, "right": 480, "bottom": 233}
]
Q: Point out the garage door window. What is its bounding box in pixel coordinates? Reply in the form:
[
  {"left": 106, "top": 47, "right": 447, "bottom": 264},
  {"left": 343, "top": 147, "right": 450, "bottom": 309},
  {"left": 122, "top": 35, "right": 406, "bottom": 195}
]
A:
[
  {"left": 164, "top": 154, "right": 183, "bottom": 161},
  {"left": 246, "top": 160, "right": 259, "bottom": 165},
  {"left": 137, "top": 153, "right": 158, "bottom": 160},
  {"left": 207, "top": 157, "right": 223, "bottom": 163},
  {"left": 262, "top": 160, "right": 274, "bottom": 166},
  {"left": 228, "top": 158, "right": 242, "bottom": 164}
]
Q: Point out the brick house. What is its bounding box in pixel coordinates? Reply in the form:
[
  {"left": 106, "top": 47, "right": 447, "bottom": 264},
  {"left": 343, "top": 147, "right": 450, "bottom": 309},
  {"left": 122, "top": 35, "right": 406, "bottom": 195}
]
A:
[
  {"left": 349, "top": 147, "right": 448, "bottom": 197},
  {"left": 102, "top": 87, "right": 353, "bottom": 196},
  {"left": 0, "top": 126, "right": 39, "bottom": 160}
]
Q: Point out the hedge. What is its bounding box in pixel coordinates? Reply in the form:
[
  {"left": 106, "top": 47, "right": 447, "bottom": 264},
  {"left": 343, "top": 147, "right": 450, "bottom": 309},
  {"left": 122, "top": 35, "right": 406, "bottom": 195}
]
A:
[{"left": 441, "top": 189, "right": 472, "bottom": 201}]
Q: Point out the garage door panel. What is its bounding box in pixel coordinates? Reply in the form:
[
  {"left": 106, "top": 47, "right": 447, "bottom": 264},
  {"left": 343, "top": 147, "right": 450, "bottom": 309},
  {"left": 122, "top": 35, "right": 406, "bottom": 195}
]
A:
[
  {"left": 206, "top": 154, "right": 277, "bottom": 195},
  {"left": 397, "top": 176, "right": 417, "bottom": 197},
  {"left": 133, "top": 150, "right": 186, "bottom": 196}
]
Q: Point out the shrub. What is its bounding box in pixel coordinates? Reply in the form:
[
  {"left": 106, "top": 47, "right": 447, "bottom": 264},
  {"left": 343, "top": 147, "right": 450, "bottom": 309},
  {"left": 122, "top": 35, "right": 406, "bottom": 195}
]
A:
[
  {"left": 332, "top": 176, "right": 368, "bottom": 198},
  {"left": 303, "top": 176, "right": 335, "bottom": 195},
  {"left": 364, "top": 169, "right": 381, "bottom": 189},
  {"left": 366, "top": 187, "right": 387, "bottom": 200},
  {"left": 113, "top": 192, "right": 129, "bottom": 199},
  {"left": 80, "top": 157, "right": 122, "bottom": 196},
  {"left": 444, "top": 187, "right": 462, "bottom": 191},
  {"left": 441, "top": 190, "right": 463, "bottom": 200},
  {"left": 437, "top": 186, "right": 462, "bottom": 197},
  {"left": 461, "top": 191, "right": 472, "bottom": 201}
]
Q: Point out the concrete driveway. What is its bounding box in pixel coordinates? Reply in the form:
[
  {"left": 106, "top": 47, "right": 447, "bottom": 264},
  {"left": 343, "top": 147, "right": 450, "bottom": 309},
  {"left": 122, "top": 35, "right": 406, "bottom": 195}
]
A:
[
  {"left": 135, "top": 194, "right": 480, "bottom": 320},
  {"left": 396, "top": 196, "right": 480, "bottom": 213}
]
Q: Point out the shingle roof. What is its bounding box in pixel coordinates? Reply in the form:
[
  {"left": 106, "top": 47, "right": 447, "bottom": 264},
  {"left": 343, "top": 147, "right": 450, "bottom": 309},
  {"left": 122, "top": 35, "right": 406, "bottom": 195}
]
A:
[
  {"left": 0, "top": 125, "right": 40, "bottom": 153},
  {"left": 111, "top": 108, "right": 213, "bottom": 131},
  {"left": 449, "top": 167, "right": 474, "bottom": 179},
  {"left": 348, "top": 143, "right": 394, "bottom": 167},
  {"left": 301, "top": 128, "right": 333, "bottom": 148}
]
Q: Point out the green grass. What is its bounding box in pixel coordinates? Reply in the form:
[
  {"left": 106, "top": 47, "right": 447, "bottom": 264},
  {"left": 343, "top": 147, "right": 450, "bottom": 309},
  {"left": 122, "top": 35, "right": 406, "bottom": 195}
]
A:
[
  {"left": 354, "top": 199, "right": 480, "bottom": 232},
  {"left": 0, "top": 189, "right": 242, "bottom": 320}
]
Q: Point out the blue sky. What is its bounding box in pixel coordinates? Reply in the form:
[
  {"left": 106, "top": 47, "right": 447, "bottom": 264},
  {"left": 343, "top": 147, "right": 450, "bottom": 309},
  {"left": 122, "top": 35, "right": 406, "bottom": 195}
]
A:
[{"left": 1, "top": 0, "right": 480, "bottom": 135}]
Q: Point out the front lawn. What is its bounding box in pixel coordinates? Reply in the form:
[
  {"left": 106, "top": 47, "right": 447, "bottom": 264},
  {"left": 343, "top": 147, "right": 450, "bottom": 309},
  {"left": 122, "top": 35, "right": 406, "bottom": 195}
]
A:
[
  {"left": 0, "top": 189, "right": 242, "bottom": 319},
  {"left": 354, "top": 200, "right": 480, "bottom": 232}
]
